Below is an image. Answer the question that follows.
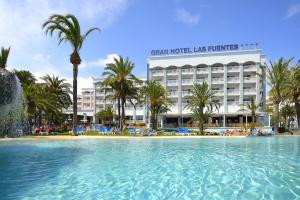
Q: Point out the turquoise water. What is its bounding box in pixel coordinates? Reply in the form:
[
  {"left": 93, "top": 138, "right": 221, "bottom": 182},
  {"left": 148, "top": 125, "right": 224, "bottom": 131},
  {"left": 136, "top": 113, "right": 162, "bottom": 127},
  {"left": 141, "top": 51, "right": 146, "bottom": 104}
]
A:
[{"left": 0, "top": 137, "right": 300, "bottom": 200}]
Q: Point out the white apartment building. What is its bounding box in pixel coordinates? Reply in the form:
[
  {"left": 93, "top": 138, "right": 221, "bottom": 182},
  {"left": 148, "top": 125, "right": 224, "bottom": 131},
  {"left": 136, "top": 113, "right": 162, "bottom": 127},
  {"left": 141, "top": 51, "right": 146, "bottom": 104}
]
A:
[
  {"left": 148, "top": 46, "right": 267, "bottom": 127},
  {"left": 92, "top": 77, "right": 147, "bottom": 124}
]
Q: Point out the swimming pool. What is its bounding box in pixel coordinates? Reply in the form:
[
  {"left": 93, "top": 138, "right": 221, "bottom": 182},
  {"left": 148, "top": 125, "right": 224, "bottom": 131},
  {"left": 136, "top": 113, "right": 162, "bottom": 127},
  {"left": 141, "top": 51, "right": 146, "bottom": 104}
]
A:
[{"left": 0, "top": 137, "right": 299, "bottom": 199}]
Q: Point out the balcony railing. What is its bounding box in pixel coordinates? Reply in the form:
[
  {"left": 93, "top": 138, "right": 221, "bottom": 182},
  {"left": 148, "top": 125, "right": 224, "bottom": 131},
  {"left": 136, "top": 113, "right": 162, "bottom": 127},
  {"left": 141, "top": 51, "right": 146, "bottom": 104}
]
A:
[
  {"left": 244, "top": 89, "right": 256, "bottom": 95},
  {"left": 227, "top": 77, "right": 240, "bottom": 83},
  {"left": 244, "top": 77, "right": 256, "bottom": 82},
  {"left": 167, "top": 80, "right": 178, "bottom": 86},
  {"left": 167, "top": 69, "right": 178, "bottom": 75},
  {"left": 196, "top": 68, "right": 208, "bottom": 73},
  {"left": 152, "top": 70, "right": 164, "bottom": 76},
  {"left": 227, "top": 89, "right": 240, "bottom": 95},
  {"left": 227, "top": 101, "right": 239, "bottom": 105},
  {"left": 211, "top": 67, "right": 224, "bottom": 73},
  {"left": 181, "top": 68, "right": 194, "bottom": 74},
  {"left": 168, "top": 92, "right": 178, "bottom": 97},
  {"left": 182, "top": 91, "right": 190, "bottom": 96},
  {"left": 227, "top": 66, "right": 240, "bottom": 72},
  {"left": 181, "top": 79, "right": 193, "bottom": 85},
  {"left": 212, "top": 78, "right": 224, "bottom": 84},
  {"left": 213, "top": 90, "right": 224, "bottom": 95},
  {"left": 244, "top": 65, "right": 257, "bottom": 71},
  {"left": 196, "top": 79, "right": 207, "bottom": 83}
]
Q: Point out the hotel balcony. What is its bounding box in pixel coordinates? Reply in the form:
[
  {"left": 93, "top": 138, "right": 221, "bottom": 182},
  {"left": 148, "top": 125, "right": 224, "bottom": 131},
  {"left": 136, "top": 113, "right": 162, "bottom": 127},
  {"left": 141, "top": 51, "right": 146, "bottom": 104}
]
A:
[
  {"left": 244, "top": 77, "right": 256, "bottom": 83},
  {"left": 227, "top": 89, "right": 240, "bottom": 95},
  {"left": 244, "top": 65, "right": 257, "bottom": 72},
  {"left": 167, "top": 69, "right": 178, "bottom": 75},
  {"left": 227, "top": 101, "right": 239, "bottom": 106},
  {"left": 181, "top": 79, "right": 193, "bottom": 85},
  {"left": 227, "top": 77, "right": 240, "bottom": 83},
  {"left": 227, "top": 66, "right": 240, "bottom": 72},
  {"left": 152, "top": 70, "right": 164, "bottom": 76},
  {"left": 244, "top": 89, "right": 256, "bottom": 95},
  {"left": 167, "top": 80, "right": 178, "bottom": 86},
  {"left": 213, "top": 89, "right": 224, "bottom": 96},
  {"left": 168, "top": 91, "right": 178, "bottom": 97},
  {"left": 155, "top": 80, "right": 164, "bottom": 85},
  {"left": 196, "top": 68, "right": 208, "bottom": 74},
  {"left": 181, "top": 68, "right": 194, "bottom": 74},
  {"left": 182, "top": 91, "right": 190, "bottom": 96},
  {"left": 211, "top": 67, "right": 224, "bottom": 73},
  {"left": 196, "top": 78, "right": 207, "bottom": 84},
  {"left": 212, "top": 78, "right": 224, "bottom": 84}
]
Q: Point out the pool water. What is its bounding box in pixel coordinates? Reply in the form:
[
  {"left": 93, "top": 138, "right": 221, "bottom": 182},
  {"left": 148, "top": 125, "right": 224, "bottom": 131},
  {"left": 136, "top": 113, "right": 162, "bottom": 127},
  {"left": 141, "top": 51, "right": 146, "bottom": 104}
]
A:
[{"left": 0, "top": 137, "right": 300, "bottom": 200}]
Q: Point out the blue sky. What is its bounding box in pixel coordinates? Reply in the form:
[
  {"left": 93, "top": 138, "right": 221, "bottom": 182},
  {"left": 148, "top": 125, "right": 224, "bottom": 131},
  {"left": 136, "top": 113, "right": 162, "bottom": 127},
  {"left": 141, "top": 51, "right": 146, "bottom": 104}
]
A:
[{"left": 1, "top": 0, "right": 300, "bottom": 91}]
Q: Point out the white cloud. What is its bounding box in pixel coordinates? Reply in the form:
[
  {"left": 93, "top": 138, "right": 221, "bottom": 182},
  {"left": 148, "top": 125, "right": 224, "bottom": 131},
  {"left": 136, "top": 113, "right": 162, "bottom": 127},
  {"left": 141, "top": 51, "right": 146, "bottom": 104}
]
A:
[
  {"left": 176, "top": 8, "right": 199, "bottom": 25},
  {"left": 65, "top": 77, "right": 94, "bottom": 94},
  {"left": 80, "top": 54, "right": 119, "bottom": 69},
  {"left": 285, "top": 3, "right": 300, "bottom": 19}
]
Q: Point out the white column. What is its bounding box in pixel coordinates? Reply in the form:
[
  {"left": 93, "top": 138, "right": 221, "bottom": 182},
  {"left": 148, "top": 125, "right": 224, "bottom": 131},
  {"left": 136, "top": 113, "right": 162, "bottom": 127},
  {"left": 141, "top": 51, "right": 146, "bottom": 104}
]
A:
[
  {"left": 223, "top": 65, "right": 228, "bottom": 114},
  {"left": 192, "top": 66, "right": 196, "bottom": 84},
  {"left": 93, "top": 82, "right": 97, "bottom": 123},
  {"left": 133, "top": 107, "right": 136, "bottom": 123},
  {"left": 208, "top": 65, "right": 212, "bottom": 87},
  {"left": 255, "top": 63, "right": 260, "bottom": 105},
  {"left": 239, "top": 64, "right": 244, "bottom": 105},
  {"left": 178, "top": 67, "right": 182, "bottom": 126}
]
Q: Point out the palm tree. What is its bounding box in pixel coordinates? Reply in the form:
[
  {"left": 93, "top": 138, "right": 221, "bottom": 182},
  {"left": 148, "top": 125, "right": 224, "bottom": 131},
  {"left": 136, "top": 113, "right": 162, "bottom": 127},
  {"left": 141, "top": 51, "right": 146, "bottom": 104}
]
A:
[
  {"left": 101, "top": 56, "right": 141, "bottom": 130},
  {"left": 41, "top": 75, "right": 72, "bottom": 125},
  {"left": 280, "top": 103, "right": 296, "bottom": 130},
  {"left": 0, "top": 47, "right": 10, "bottom": 69},
  {"left": 96, "top": 106, "right": 115, "bottom": 126},
  {"left": 265, "top": 58, "right": 291, "bottom": 134},
  {"left": 185, "top": 82, "right": 220, "bottom": 135},
  {"left": 13, "top": 70, "right": 36, "bottom": 88},
  {"left": 285, "top": 65, "right": 300, "bottom": 128},
  {"left": 238, "top": 97, "right": 260, "bottom": 133},
  {"left": 141, "top": 81, "right": 170, "bottom": 130},
  {"left": 42, "top": 14, "right": 99, "bottom": 136}
]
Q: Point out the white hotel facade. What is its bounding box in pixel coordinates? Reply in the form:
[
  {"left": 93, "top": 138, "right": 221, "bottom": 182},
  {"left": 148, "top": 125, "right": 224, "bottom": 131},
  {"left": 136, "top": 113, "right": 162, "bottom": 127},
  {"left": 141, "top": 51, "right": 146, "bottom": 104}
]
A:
[{"left": 75, "top": 45, "right": 268, "bottom": 128}]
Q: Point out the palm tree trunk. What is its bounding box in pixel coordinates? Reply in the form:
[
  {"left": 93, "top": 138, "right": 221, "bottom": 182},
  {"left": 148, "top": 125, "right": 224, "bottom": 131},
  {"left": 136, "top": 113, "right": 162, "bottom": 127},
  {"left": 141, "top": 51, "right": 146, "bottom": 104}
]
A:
[
  {"left": 117, "top": 97, "right": 121, "bottom": 129},
  {"left": 274, "top": 101, "right": 280, "bottom": 134},
  {"left": 295, "top": 99, "right": 300, "bottom": 128},
  {"left": 72, "top": 64, "right": 78, "bottom": 136},
  {"left": 121, "top": 99, "right": 125, "bottom": 129},
  {"left": 199, "top": 122, "right": 204, "bottom": 135}
]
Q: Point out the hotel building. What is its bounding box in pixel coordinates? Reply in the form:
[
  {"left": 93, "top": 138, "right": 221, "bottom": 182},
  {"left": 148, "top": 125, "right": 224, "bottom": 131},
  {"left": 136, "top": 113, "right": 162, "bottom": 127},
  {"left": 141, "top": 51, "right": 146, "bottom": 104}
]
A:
[
  {"left": 71, "top": 45, "right": 268, "bottom": 128},
  {"left": 148, "top": 47, "right": 267, "bottom": 127}
]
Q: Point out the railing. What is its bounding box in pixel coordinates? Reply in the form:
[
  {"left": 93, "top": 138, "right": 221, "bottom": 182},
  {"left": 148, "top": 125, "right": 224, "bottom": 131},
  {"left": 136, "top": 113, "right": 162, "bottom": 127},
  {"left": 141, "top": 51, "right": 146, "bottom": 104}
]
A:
[
  {"left": 227, "top": 77, "right": 240, "bottom": 83},
  {"left": 152, "top": 70, "right": 164, "bottom": 76},
  {"left": 227, "top": 101, "right": 239, "bottom": 105},
  {"left": 196, "top": 79, "right": 207, "bottom": 83},
  {"left": 167, "top": 80, "right": 178, "bottom": 86},
  {"left": 244, "top": 89, "right": 256, "bottom": 94},
  {"left": 244, "top": 65, "right": 257, "bottom": 71},
  {"left": 244, "top": 77, "right": 256, "bottom": 82},
  {"left": 212, "top": 78, "right": 224, "bottom": 83},
  {"left": 168, "top": 92, "right": 178, "bottom": 97},
  {"left": 227, "top": 66, "right": 240, "bottom": 72},
  {"left": 211, "top": 67, "right": 224, "bottom": 72},
  {"left": 196, "top": 68, "right": 208, "bottom": 73},
  {"left": 213, "top": 90, "right": 224, "bottom": 95},
  {"left": 181, "top": 68, "right": 194, "bottom": 74},
  {"left": 227, "top": 89, "right": 240, "bottom": 95},
  {"left": 182, "top": 91, "right": 190, "bottom": 96},
  {"left": 167, "top": 69, "right": 178, "bottom": 75},
  {"left": 181, "top": 79, "right": 193, "bottom": 85}
]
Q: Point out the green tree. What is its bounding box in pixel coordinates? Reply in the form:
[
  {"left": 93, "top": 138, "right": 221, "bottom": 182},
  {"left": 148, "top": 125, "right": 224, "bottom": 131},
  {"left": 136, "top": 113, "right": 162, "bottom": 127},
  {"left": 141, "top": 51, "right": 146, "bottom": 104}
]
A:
[
  {"left": 13, "top": 70, "right": 36, "bottom": 88},
  {"left": 101, "top": 56, "right": 141, "bottom": 130},
  {"left": 41, "top": 75, "right": 72, "bottom": 125},
  {"left": 265, "top": 58, "right": 291, "bottom": 134},
  {"left": 96, "top": 106, "right": 115, "bottom": 126},
  {"left": 185, "top": 83, "right": 220, "bottom": 135},
  {"left": 238, "top": 97, "right": 260, "bottom": 133},
  {"left": 285, "top": 66, "right": 300, "bottom": 128},
  {"left": 141, "top": 81, "right": 170, "bottom": 130},
  {"left": 0, "top": 47, "right": 10, "bottom": 69},
  {"left": 280, "top": 103, "right": 296, "bottom": 130},
  {"left": 43, "top": 14, "right": 99, "bottom": 136}
]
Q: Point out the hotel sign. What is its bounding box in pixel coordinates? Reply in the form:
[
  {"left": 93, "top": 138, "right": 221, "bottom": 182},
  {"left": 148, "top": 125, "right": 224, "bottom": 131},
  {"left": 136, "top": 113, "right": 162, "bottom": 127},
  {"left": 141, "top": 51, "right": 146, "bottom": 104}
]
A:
[{"left": 150, "top": 44, "right": 239, "bottom": 56}]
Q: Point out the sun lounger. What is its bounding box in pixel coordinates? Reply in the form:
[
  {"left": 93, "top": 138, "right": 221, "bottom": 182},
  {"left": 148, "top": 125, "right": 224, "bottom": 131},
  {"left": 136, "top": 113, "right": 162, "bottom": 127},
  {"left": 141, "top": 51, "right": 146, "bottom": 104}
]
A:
[
  {"left": 129, "top": 128, "right": 135, "bottom": 135},
  {"left": 99, "top": 127, "right": 106, "bottom": 135},
  {"left": 76, "top": 127, "right": 84, "bottom": 135}
]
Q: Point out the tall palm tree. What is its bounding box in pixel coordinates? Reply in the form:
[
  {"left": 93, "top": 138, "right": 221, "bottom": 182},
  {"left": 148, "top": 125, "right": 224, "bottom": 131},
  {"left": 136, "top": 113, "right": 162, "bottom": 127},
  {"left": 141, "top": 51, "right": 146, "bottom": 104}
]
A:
[
  {"left": 185, "top": 82, "right": 220, "bottom": 135},
  {"left": 285, "top": 66, "right": 300, "bottom": 128},
  {"left": 13, "top": 69, "right": 36, "bottom": 88},
  {"left": 265, "top": 58, "right": 291, "bottom": 134},
  {"left": 238, "top": 97, "right": 260, "bottom": 133},
  {"left": 101, "top": 56, "right": 141, "bottom": 130},
  {"left": 42, "top": 14, "right": 99, "bottom": 136},
  {"left": 141, "top": 81, "right": 170, "bottom": 130},
  {"left": 0, "top": 47, "right": 10, "bottom": 69}
]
